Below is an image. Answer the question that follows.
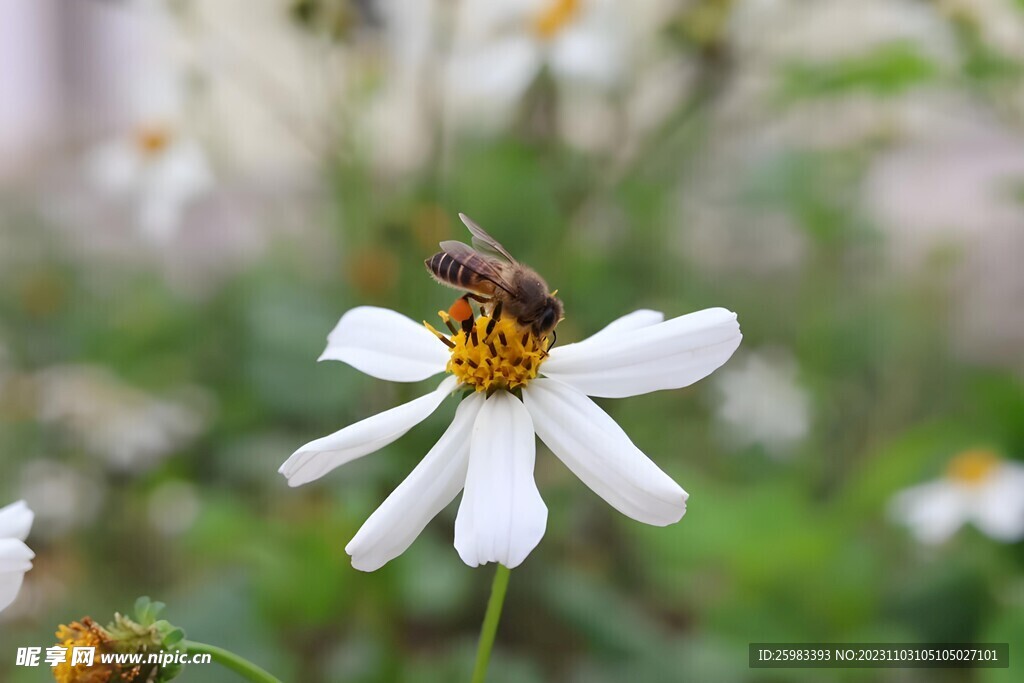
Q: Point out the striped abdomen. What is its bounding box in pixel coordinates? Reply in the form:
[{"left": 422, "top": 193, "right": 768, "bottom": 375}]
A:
[{"left": 425, "top": 251, "right": 496, "bottom": 294}]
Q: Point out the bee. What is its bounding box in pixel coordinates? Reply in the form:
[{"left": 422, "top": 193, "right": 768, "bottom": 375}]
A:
[{"left": 425, "top": 214, "right": 564, "bottom": 338}]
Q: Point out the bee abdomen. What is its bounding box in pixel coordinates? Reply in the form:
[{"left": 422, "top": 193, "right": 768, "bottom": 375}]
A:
[{"left": 426, "top": 251, "right": 473, "bottom": 288}]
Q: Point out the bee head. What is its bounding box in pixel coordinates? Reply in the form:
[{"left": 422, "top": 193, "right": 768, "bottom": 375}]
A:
[{"left": 533, "top": 294, "right": 564, "bottom": 338}]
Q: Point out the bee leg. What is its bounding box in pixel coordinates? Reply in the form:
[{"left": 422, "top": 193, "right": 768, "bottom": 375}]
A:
[
  {"left": 540, "top": 329, "right": 557, "bottom": 358},
  {"left": 484, "top": 301, "right": 503, "bottom": 340}
]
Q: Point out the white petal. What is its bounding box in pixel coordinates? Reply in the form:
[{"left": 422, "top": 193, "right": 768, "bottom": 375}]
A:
[
  {"left": 154, "top": 140, "right": 214, "bottom": 200},
  {"left": 971, "top": 464, "right": 1024, "bottom": 541},
  {"left": 524, "top": 379, "right": 686, "bottom": 525},
  {"left": 86, "top": 140, "right": 142, "bottom": 194},
  {"left": 138, "top": 193, "right": 185, "bottom": 243},
  {"left": 0, "top": 538, "right": 33, "bottom": 614},
  {"left": 280, "top": 376, "right": 458, "bottom": 487},
  {"left": 455, "top": 391, "right": 547, "bottom": 568},
  {"left": 543, "top": 308, "right": 742, "bottom": 398},
  {"left": 346, "top": 393, "right": 485, "bottom": 572},
  {"left": 889, "top": 481, "right": 968, "bottom": 544},
  {"left": 0, "top": 538, "right": 34, "bottom": 572},
  {"left": 580, "top": 309, "right": 664, "bottom": 343},
  {"left": 0, "top": 501, "right": 33, "bottom": 541},
  {"left": 318, "top": 307, "right": 450, "bottom": 382},
  {"left": 549, "top": 24, "right": 622, "bottom": 87},
  {"left": 446, "top": 36, "right": 542, "bottom": 118},
  {"left": 0, "top": 574, "right": 28, "bottom": 614}
]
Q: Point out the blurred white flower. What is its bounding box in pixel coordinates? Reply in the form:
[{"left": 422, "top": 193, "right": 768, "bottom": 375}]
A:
[
  {"left": 446, "top": 0, "right": 623, "bottom": 124},
  {"left": 86, "top": 122, "right": 213, "bottom": 243},
  {"left": 281, "top": 298, "right": 741, "bottom": 571},
  {"left": 65, "top": 0, "right": 215, "bottom": 242},
  {"left": 35, "top": 365, "right": 208, "bottom": 473},
  {"left": 0, "top": 500, "right": 34, "bottom": 614},
  {"left": 18, "top": 460, "right": 104, "bottom": 540},
  {"left": 890, "top": 449, "right": 1024, "bottom": 544},
  {"left": 713, "top": 350, "right": 811, "bottom": 456}
]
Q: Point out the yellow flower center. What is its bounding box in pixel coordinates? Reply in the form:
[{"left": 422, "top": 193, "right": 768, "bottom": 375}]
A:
[
  {"left": 53, "top": 619, "right": 118, "bottom": 683},
  {"left": 426, "top": 312, "right": 550, "bottom": 392},
  {"left": 945, "top": 449, "right": 1000, "bottom": 486},
  {"left": 532, "top": 0, "right": 580, "bottom": 40},
  {"left": 134, "top": 126, "right": 172, "bottom": 156}
]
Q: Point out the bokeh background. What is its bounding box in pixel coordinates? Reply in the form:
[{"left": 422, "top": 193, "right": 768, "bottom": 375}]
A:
[{"left": 2, "top": 1, "right": 1024, "bottom": 681}]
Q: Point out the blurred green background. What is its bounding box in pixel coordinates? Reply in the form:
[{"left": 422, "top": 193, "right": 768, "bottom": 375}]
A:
[{"left": 1, "top": 1, "right": 1023, "bottom": 681}]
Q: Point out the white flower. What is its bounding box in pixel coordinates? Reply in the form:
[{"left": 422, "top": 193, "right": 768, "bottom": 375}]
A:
[
  {"left": 281, "top": 304, "right": 741, "bottom": 571},
  {"left": 86, "top": 122, "right": 213, "bottom": 243},
  {"left": 0, "top": 500, "right": 34, "bottom": 614},
  {"left": 890, "top": 450, "right": 1024, "bottom": 544},
  {"left": 446, "top": 0, "right": 623, "bottom": 123},
  {"left": 35, "top": 365, "right": 207, "bottom": 474},
  {"left": 713, "top": 349, "right": 811, "bottom": 456},
  {"left": 75, "top": 0, "right": 212, "bottom": 242},
  {"left": 18, "top": 460, "right": 104, "bottom": 541}
]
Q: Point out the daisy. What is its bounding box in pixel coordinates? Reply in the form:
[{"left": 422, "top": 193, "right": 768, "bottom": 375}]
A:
[
  {"left": 281, "top": 301, "right": 741, "bottom": 571},
  {"left": 86, "top": 120, "right": 213, "bottom": 243},
  {"left": 35, "top": 365, "right": 207, "bottom": 474},
  {"left": 890, "top": 449, "right": 1024, "bottom": 544},
  {"left": 0, "top": 500, "right": 34, "bottom": 614},
  {"left": 713, "top": 349, "right": 811, "bottom": 456},
  {"left": 446, "top": 0, "right": 623, "bottom": 122}
]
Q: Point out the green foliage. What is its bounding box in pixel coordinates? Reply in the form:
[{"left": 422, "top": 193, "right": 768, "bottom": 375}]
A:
[{"left": 780, "top": 42, "right": 936, "bottom": 99}]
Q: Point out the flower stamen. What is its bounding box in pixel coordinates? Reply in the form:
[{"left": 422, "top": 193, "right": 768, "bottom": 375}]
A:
[
  {"left": 946, "top": 448, "right": 1000, "bottom": 486},
  {"left": 532, "top": 0, "right": 580, "bottom": 40},
  {"left": 134, "top": 125, "right": 173, "bottom": 156},
  {"left": 54, "top": 618, "right": 119, "bottom": 683},
  {"left": 425, "top": 309, "right": 551, "bottom": 392}
]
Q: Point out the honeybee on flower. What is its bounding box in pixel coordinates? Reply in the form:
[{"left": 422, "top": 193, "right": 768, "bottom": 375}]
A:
[
  {"left": 425, "top": 214, "right": 563, "bottom": 339},
  {"left": 280, "top": 214, "right": 742, "bottom": 571}
]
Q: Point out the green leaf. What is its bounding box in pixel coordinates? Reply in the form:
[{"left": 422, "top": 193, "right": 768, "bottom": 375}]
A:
[
  {"left": 134, "top": 596, "right": 161, "bottom": 625},
  {"left": 780, "top": 42, "right": 936, "bottom": 99},
  {"left": 162, "top": 627, "right": 186, "bottom": 648}
]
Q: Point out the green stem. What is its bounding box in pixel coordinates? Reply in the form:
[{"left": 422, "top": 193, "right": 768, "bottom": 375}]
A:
[
  {"left": 470, "top": 564, "right": 512, "bottom": 683},
  {"left": 183, "top": 640, "right": 283, "bottom": 683}
]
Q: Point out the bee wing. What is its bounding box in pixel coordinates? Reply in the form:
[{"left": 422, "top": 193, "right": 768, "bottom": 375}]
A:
[
  {"left": 439, "top": 240, "right": 517, "bottom": 294},
  {"left": 459, "top": 213, "right": 518, "bottom": 264}
]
